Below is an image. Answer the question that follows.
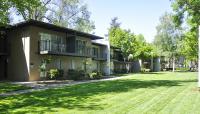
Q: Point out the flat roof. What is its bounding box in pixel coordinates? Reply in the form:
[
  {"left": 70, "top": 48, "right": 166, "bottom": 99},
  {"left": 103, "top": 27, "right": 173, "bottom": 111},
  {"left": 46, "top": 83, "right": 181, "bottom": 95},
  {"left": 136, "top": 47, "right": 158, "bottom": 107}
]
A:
[{"left": 9, "top": 20, "right": 103, "bottom": 40}]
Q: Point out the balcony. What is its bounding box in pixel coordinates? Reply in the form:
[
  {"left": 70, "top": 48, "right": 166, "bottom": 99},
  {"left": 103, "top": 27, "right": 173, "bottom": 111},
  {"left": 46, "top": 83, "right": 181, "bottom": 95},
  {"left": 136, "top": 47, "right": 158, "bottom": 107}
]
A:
[
  {"left": 75, "top": 47, "right": 92, "bottom": 57},
  {"left": 92, "top": 53, "right": 107, "bottom": 61},
  {"left": 39, "top": 40, "right": 91, "bottom": 57},
  {"left": 39, "top": 40, "right": 66, "bottom": 53}
]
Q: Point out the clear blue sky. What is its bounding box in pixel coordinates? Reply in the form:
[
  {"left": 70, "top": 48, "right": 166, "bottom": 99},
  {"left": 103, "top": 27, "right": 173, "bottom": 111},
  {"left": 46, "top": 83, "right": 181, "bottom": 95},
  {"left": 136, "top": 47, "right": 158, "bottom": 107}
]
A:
[{"left": 85, "top": 0, "right": 173, "bottom": 42}]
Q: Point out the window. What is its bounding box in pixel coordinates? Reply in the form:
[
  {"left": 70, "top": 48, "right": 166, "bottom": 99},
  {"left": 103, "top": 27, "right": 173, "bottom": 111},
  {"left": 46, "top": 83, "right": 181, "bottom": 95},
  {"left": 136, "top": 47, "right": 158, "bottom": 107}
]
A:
[
  {"left": 75, "top": 40, "right": 86, "bottom": 55},
  {"left": 92, "top": 47, "right": 98, "bottom": 58},
  {"left": 40, "top": 33, "right": 65, "bottom": 52},
  {"left": 54, "top": 59, "right": 61, "bottom": 69}
]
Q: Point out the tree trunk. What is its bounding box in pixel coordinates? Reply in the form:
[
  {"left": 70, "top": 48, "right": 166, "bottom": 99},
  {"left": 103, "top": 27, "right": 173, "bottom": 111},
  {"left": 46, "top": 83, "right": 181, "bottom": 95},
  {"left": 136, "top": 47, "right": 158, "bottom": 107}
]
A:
[{"left": 172, "top": 55, "right": 175, "bottom": 72}]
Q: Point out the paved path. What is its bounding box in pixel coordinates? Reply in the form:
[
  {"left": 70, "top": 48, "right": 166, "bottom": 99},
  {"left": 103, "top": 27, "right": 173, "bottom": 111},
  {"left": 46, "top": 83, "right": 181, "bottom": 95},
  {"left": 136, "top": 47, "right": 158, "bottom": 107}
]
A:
[{"left": 0, "top": 76, "right": 129, "bottom": 97}]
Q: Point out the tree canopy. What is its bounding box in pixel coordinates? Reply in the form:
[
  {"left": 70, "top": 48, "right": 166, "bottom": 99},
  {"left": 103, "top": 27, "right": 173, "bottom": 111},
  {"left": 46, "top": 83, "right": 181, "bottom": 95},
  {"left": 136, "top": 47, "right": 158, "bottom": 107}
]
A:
[
  {"left": 0, "top": 0, "right": 95, "bottom": 33},
  {"left": 46, "top": 0, "right": 95, "bottom": 33},
  {"left": 0, "top": 0, "right": 41, "bottom": 26},
  {"left": 171, "top": 0, "right": 199, "bottom": 60},
  {"left": 109, "top": 17, "right": 154, "bottom": 60},
  {"left": 171, "top": 0, "right": 200, "bottom": 29},
  {"left": 154, "top": 12, "right": 183, "bottom": 57}
]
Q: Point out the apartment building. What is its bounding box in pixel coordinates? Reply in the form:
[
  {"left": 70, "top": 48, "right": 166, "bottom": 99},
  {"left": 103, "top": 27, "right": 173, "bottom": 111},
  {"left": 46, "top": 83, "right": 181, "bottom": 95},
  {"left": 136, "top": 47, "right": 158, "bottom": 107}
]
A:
[
  {"left": 0, "top": 20, "right": 109, "bottom": 81},
  {"left": 0, "top": 20, "right": 161, "bottom": 81}
]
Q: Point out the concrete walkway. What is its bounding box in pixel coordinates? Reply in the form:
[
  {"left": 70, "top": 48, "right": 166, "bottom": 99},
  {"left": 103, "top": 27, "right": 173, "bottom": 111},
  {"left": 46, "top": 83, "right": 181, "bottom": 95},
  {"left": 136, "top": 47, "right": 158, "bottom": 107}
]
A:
[{"left": 0, "top": 76, "right": 128, "bottom": 97}]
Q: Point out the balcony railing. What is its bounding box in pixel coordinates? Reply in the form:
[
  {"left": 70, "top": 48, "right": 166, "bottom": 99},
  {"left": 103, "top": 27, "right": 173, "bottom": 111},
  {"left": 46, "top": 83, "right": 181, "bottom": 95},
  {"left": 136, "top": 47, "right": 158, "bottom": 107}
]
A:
[
  {"left": 75, "top": 47, "right": 91, "bottom": 57},
  {"left": 39, "top": 40, "right": 107, "bottom": 60},
  {"left": 40, "top": 40, "right": 67, "bottom": 53},
  {"left": 92, "top": 53, "right": 107, "bottom": 60}
]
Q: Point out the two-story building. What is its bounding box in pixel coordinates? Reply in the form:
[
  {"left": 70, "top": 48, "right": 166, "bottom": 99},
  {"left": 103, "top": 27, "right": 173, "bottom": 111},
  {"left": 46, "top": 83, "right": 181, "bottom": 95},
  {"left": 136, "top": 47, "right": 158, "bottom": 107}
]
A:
[
  {"left": 0, "top": 20, "right": 162, "bottom": 81},
  {"left": 0, "top": 20, "right": 108, "bottom": 81}
]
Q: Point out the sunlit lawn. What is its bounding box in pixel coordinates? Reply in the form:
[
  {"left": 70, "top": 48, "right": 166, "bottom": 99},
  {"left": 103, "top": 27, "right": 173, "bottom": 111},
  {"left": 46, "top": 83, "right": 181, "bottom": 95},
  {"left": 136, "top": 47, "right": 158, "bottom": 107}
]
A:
[
  {"left": 0, "top": 82, "right": 30, "bottom": 94},
  {"left": 0, "top": 72, "right": 199, "bottom": 114}
]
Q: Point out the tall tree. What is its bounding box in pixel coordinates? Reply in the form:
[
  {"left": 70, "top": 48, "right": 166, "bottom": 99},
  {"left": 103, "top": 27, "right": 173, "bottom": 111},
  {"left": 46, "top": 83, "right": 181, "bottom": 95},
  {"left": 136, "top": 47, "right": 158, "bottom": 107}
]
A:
[
  {"left": 0, "top": 1, "right": 10, "bottom": 26},
  {"left": 135, "top": 34, "right": 154, "bottom": 60},
  {"left": 154, "top": 12, "right": 183, "bottom": 71},
  {"left": 1, "top": 0, "right": 95, "bottom": 33},
  {"left": 9, "top": 0, "right": 42, "bottom": 20},
  {"left": 171, "top": 0, "right": 200, "bottom": 29},
  {"left": 171, "top": 0, "right": 199, "bottom": 62},
  {"left": 171, "top": 0, "right": 200, "bottom": 86},
  {"left": 179, "top": 31, "right": 198, "bottom": 60},
  {"left": 0, "top": 0, "right": 41, "bottom": 26},
  {"left": 109, "top": 18, "right": 153, "bottom": 61},
  {"left": 110, "top": 17, "right": 121, "bottom": 29},
  {"left": 47, "top": 0, "right": 95, "bottom": 33}
]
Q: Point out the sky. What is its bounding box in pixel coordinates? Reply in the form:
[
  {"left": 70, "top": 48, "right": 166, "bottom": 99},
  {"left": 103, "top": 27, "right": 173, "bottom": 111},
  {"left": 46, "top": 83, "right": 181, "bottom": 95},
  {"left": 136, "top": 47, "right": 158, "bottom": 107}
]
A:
[{"left": 85, "top": 0, "right": 173, "bottom": 42}]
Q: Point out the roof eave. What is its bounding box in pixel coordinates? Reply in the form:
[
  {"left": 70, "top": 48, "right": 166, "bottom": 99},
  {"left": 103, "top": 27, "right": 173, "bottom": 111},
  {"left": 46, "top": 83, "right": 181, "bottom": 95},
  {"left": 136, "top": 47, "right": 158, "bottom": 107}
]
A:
[{"left": 10, "top": 20, "right": 103, "bottom": 40}]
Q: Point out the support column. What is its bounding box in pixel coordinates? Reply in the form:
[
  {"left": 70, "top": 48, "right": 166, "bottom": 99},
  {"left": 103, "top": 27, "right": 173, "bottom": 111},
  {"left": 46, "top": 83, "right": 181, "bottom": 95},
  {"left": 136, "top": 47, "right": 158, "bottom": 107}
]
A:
[{"left": 151, "top": 57, "right": 153, "bottom": 71}]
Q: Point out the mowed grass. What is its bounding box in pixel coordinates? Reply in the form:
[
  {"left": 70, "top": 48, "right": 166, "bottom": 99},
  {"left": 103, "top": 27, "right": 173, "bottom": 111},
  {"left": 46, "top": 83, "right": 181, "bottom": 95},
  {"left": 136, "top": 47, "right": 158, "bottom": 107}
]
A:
[
  {"left": 0, "top": 82, "right": 30, "bottom": 94},
  {"left": 0, "top": 72, "right": 199, "bottom": 114}
]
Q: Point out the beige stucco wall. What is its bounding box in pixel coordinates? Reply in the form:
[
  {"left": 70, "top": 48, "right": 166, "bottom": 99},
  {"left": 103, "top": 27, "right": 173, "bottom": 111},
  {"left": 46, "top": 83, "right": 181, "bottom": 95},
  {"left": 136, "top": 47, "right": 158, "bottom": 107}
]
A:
[
  {"left": 7, "top": 27, "right": 31, "bottom": 81},
  {"left": 47, "top": 56, "right": 88, "bottom": 78},
  {"left": 29, "top": 26, "right": 67, "bottom": 81}
]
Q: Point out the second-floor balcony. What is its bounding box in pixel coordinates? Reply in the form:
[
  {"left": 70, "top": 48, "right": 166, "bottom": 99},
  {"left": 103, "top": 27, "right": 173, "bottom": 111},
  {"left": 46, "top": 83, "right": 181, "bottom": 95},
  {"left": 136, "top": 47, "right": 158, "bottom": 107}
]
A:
[
  {"left": 40, "top": 40, "right": 67, "bottom": 53},
  {"left": 39, "top": 40, "right": 107, "bottom": 60},
  {"left": 92, "top": 53, "right": 107, "bottom": 61}
]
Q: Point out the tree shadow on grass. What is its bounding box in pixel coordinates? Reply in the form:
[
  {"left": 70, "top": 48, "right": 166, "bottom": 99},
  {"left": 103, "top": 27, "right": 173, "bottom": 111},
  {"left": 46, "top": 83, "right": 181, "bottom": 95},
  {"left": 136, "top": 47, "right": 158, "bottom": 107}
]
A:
[
  {"left": 140, "top": 72, "right": 167, "bottom": 75},
  {"left": 0, "top": 78, "right": 197, "bottom": 113},
  {"left": 113, "top": 72, "right": 168, "bottom": 76}
]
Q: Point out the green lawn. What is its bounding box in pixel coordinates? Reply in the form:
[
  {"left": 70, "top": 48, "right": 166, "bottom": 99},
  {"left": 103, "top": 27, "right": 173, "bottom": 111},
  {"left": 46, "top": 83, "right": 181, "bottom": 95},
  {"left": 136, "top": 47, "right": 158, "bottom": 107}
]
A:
[
  {"left": 0, "top": 72, "right": 199, "bottom": 114},
  {"left": 0, "top": 82, "right": 30, "bottom": 94}
]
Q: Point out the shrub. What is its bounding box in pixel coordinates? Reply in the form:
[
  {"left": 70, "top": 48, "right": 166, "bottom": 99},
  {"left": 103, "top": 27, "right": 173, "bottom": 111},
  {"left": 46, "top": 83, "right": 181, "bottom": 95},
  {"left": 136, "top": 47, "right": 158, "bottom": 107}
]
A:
[
  {"left": 48, "top": 69, "right": 59, "bottom": 79},
  {"left": 176, "top": 67, "right": 189, "bottom": 71},
  {"left": 97, "top": 71, "right": 103, "bottom": 78},
  {"left": 68, "top": 69, "right": 86, "bottom": 80},
  {"left": 88, "top": 71, "right": 103, "bottom": 80},
  {"left": 89, "top": 72, "right": 97, "bottom": 79},
  {"left": 48, "top": 69, "right": 64, "bottom": 79}
]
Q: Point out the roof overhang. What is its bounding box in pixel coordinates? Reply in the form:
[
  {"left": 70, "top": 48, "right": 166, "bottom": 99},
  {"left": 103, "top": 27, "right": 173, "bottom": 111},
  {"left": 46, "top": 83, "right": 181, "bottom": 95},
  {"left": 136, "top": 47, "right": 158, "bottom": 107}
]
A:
[{"left": 10, "top": 20, "right": 103, "bottom": 40}]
